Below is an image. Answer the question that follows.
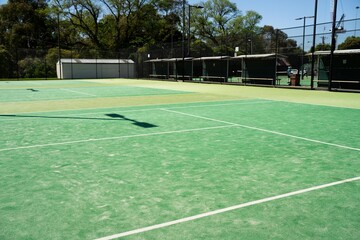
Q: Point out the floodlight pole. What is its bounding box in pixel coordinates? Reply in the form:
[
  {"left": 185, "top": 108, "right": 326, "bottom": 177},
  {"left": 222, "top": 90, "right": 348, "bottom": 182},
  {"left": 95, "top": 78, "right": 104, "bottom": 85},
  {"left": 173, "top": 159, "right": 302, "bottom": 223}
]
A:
[
  {"left": 57, "top": 11, "right": 62, "bottom": 79},
  {"left": 182, "top": 0, "right": 185, "bottom": 80},
  {"left": 355, "top": 6, "right": 359, "bottom": 37},
  {"left": 296, "top": 15, "right": 314, "bottom": 80},
  {"left": 310, "top": 0, "right": 318, "bottom": 90},
  {"left": 275, "top": 29, "right": 279, "bottom": 86},
  {"left": 329, "top": 0, "right": 338, "bottom": 91},
  {"left": 188, "top": 5, "right": 204, "bottom": 56},
  {"left": 248, "top": 39, "right": 253, "bottom": 54}
]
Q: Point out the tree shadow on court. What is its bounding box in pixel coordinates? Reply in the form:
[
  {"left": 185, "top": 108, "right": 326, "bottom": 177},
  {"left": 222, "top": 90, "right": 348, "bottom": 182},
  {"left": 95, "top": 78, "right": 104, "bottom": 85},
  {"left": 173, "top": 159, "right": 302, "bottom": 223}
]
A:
[{"left": 0, "top": 113, "right": 158, "bottom": 128}]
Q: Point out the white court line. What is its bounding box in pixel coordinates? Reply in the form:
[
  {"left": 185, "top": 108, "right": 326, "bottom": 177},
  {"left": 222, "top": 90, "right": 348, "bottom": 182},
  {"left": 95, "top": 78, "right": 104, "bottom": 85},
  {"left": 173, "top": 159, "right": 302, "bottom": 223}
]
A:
[
  {"left": 0, "top": 125, "right": 235, "bottom": 152},
  {"left": 95, "top": 176, "right": 360, "bottom": 240},
  {"left": 162, "top": 100, "right": 272, "bottom": 110},
  {"left": 0, "top": 99, "right": 272, "bottom": 121},
  {"left": 2, "top": 101, "right": 359, "bottom": 152},
  {"left": 162, "top": 109, "right": 360, "bottom": 152},
  {"left": 59, "top": 88, "right": 97, "bottom": 97}
]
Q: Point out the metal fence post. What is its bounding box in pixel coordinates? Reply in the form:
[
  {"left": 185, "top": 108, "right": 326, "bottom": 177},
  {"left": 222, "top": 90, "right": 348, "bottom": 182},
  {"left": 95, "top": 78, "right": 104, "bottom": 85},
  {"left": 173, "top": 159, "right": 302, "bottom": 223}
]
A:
[{"left": 310, "top": 0, "right": 318, "bottom": 90}]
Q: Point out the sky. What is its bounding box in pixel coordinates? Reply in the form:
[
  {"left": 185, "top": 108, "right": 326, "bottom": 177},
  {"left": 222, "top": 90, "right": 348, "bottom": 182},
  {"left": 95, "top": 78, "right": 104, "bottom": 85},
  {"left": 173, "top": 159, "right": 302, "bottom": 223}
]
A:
[
  {"left": 190, "top": 0, "right": 360, "bottom": 48},
  {"left": 230, "top": 0, "right": 360, "bottom": 28},
  {"left": 186, "top": 0, "right": 360, "bottom": 30}
]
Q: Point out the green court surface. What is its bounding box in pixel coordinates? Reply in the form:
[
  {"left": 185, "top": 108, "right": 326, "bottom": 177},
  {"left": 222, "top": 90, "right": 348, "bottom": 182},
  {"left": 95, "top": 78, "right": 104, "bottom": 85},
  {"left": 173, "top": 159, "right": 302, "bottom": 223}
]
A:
[
  {"left": 0, "top": 81, "right": 190, "bottom": 102},
  {"left": 0, "top": 79, "right": 359, "bottom": 240}
]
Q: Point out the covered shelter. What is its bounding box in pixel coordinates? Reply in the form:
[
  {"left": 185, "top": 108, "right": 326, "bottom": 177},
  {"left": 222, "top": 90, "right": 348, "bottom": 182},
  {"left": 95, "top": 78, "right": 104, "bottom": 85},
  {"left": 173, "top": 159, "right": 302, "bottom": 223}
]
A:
[
  {"left": 56, "top": 58, "right": 135, "bottom": 79},
  {"left": 193, "top": 56, "right": 230, "bottom": 82},
  {"left": 146, "top": 58, "right": 194, "bottom": 80},
  {"left": 146, "top": 59, "right": 169, "bottom": 79},
  {"left": 233, "top": 53, "right": 289, "bottom": 85},
  {"left": 228, "top": 57, "right": 243, "bottom": 81},
  {"left": 167, "top": 58, "right": 194, "bottom": 80},
  {"left": 311, "top": 49, "right": 360, "bottom": 90}
]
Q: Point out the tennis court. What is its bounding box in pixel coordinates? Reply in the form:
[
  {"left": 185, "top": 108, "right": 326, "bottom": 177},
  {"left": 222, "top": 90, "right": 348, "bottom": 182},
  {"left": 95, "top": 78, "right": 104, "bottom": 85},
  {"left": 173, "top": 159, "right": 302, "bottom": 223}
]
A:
[{"left": 0, "top": 79, "right": 359, "bottom": 240}]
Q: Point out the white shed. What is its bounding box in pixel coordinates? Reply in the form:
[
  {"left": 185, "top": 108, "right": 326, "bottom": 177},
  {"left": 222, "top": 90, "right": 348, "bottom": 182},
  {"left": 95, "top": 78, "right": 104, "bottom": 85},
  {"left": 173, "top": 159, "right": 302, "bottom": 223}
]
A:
[{"left": 56, "top": 58, "right": 135, "bottom": 79}]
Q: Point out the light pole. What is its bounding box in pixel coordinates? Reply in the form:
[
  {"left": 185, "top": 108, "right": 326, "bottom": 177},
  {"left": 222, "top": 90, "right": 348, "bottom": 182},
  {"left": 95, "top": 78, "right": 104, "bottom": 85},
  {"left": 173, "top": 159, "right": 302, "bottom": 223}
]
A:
[
  {"left": 182, "top": 0, "right": 185, "bottom": 80},
  {"left": 356, "top": 6, "right": 359, "bottom": 37},
  {"left": 57, "top": 11, "right": 62, "bottom": 79},
  {"left": 188, "top": 5, "right": 203, "bottom": 56},
  {"left": 296, "top": 16, "right": 314, "bottom": 79},
  {"left": 247, "top": 39, "right": 253, "bottom": 54},
  {"left": 329, "top": 0, "right": 338, "bottom": 91},
  {"left": 310, "top": 0, "right": 318, "bottom": 90}
]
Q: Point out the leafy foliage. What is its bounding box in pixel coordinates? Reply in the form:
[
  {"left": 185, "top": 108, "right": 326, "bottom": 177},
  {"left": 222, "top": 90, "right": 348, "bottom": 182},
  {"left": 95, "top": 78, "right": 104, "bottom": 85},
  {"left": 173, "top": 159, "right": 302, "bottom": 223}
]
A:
[
  {"left": 0, "top": 45, "right": 13, "bottom": 78},
  {"left": 338, "top": 36, "right": 360, "bottom": 50},
  {"left": 0, "top": 0, "right": 322, "bottom": 78},
  {"left": 314, "top": 43, "right": 331, "bottom": 51},
  {"left": 0, "top": 0, "right": 309, "bottom": 55},
  {"left": 0, "top": 0, "right": 51, "bottom": 49}
]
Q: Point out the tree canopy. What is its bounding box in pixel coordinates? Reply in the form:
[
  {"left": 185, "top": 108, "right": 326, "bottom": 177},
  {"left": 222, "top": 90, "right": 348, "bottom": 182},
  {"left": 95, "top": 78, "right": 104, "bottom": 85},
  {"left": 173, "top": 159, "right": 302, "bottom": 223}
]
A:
[
  {"left": 0, "top": 0, "right": 52, "bottom": 49},
  {"left": 338, "top": 36, "right": 360, "bottom": 50},
  {"left": 0, "top": 0, "right": 306, "bottom": 56},
  {"left": 10, "top": 0, "right": 360, "bottom": 79}
]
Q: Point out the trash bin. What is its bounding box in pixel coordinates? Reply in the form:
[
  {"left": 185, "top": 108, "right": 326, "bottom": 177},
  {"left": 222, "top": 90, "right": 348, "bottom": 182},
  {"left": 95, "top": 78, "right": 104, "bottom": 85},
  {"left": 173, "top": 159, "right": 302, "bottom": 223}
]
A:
[{"left": 290, "top": 74, "right": 300, "bottom": 86}]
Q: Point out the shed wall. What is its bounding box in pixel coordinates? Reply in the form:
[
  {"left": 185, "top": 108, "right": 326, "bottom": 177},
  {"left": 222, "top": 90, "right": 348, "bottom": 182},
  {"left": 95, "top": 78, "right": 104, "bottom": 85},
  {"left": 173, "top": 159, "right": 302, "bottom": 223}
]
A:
[{"left": 57, "top": 61, "right": 135, "bottom": 79}]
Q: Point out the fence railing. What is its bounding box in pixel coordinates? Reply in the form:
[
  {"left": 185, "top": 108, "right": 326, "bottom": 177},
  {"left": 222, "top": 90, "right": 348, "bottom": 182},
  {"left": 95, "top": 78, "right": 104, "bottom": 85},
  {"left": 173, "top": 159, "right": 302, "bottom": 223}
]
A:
[{"left": 1, "top": 18, "right": 359, "bottom": 92}]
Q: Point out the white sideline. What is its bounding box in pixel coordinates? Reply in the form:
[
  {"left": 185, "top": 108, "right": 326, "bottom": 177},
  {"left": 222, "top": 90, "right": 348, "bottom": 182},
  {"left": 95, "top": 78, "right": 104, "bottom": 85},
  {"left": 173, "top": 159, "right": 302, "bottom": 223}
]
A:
[
  {"left": 2, "top": 106, "right": 359, "bottom": 152},
  {"left": 60, "top": 88, "right": 97, "bottom": 97},
  {"left": 0, "top": 125, "right": 235, "bottom": 152},
  {"left": 95, "top": 176, "right": 360, "bottom": 240},
  {"left": 162, "top": 109, "right": 360, "bottom": 152}
]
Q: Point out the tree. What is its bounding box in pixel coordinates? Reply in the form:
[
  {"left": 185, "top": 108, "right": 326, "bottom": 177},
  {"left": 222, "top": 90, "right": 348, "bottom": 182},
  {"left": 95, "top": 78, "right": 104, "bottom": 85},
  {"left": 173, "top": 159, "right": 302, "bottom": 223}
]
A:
[
  {"left": 229, "top": 10, "right": 262, "bottom": 54},
  {"left": 191, "top": 0, "right": 263, "bottom": 55},
  {"left": 260, "top": 25, "right": 301, "bottom": 54},
  {"left": 261, "top": 25, "right": 278, "bottom": 53},
  {"left": 314, "top": 43, "right": 331, "bottom": 51},
  {"left": 54, "top": 0, "right": 179, "bottom": 51},
  {"left": 0, "top": 45, "right": 13, "bottom": 77},
  {"left": 193, "top": 0, "right": 239, "bottom": 52},
  {"left": 338, "top": 36, "right": 360, "bottom": 50},
  {"left": 54, "top": 0, "right": 103, "bottom": 49},
  {"left": 0, "top": 0, "right": 52, "bottom": 49},
  {"left": 99, "top": 0, "right": 146, "bottom": 49}
]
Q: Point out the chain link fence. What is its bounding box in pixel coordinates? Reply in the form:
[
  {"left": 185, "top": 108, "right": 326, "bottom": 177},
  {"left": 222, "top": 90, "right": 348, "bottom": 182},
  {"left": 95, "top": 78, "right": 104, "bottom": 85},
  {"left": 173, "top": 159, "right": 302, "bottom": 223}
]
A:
[{"left": 1, "top": 18, "right": 359, "bottom": 91}]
